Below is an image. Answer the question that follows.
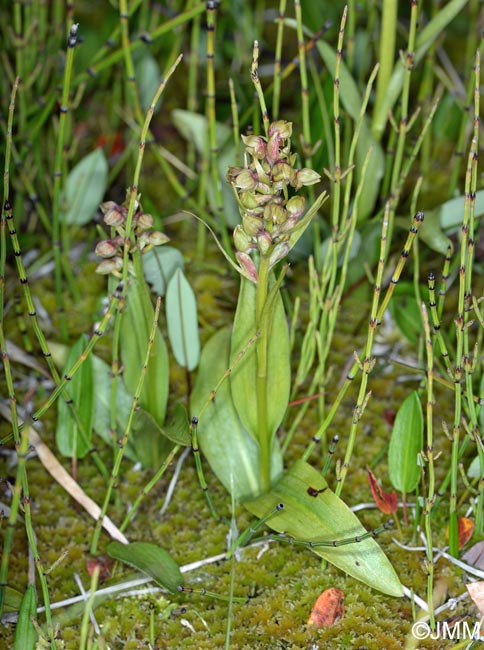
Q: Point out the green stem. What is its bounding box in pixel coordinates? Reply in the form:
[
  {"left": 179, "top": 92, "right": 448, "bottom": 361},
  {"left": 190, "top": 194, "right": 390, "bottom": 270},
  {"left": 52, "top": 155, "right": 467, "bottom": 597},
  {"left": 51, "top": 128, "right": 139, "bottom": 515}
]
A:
[{"left": 255, "top": 255, "right": 271, "bottom": 492}]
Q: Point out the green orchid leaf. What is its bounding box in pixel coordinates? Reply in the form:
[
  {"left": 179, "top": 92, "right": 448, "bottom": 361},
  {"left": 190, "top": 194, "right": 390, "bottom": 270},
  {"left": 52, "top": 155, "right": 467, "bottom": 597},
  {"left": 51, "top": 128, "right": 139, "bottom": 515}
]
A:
[
  {"left": 166, "top": 268, "right": 200, "bottom": 371},
  {"left": 191, "top": 328, "right": 283, "bottom": 501},
  {"left": 56, "top": 335, "right": 94, "bottom": 459},
  {"left": 388, "top": 391, "right": 424, "bottom": 493},
  {"left": 60, "top": 148, "right": 108, "bottom": 225},
  {"left": 142, "top": 245, "right": 184, "bottom": 297},
  {"left": 131, "top": 404, "right": 190, "bottom": 469},
  {"left": 107, "top": 542, "right": 183, "bottom": 594},
  {"left": 91, "top": 355, "right": 138, "bottom": 462},
  {"left": 244, "top": 460, "right": 403, "bottom": 597},
  {"left": 120, "top": 275, "right": 169, "bottom": 428},
  {"left": 230, "top": 278, "right": 290, "bottom": 443},
  {"left": 438, "top": 189, "right": 484, "bottom": 231},
  {"left": 389, "top": 282, "right": 423, "bottom": 345},
  {"left": 13, "top": 586, "right": 37, "bottom": 650}
]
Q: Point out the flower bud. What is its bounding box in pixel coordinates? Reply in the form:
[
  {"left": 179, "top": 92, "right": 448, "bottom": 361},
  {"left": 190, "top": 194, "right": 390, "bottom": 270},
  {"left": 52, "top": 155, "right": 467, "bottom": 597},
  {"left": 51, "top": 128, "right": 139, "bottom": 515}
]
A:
[
  {"left": 138, "top": 232, "right": 150, "bottom": 250},
  {"left": 267, "top": 134, "right": 282, "bottom": 163},
  {"left": 257, "top": 230, "right": 272, "bottom": 255},
  {"left": 242, "top": 215, "right": 263, "bottom": 236},
  {"left": 232, "top": 169, "right": 257, "bottom": 191},
  {"left": 272, "top": 162, "right": 296, "bottom": 186},
  {"left": 285, "top": 195, "right": 306, "bottom": 220},
  {"left": 236, "top": 251, "right": 258, "bottom": 283},
  {"left": 227, "top": 166, "right": 244, "bottom": 184},
  {"left": 241, "top": 135, "right": 267, "bottom": 159},
  {"left": 294, "top": 167, "right": 321, "bottom": 189},
  {"left": 95, "top": 240, "right": 118, "bottom": 258},
  {"left": 268, "top": 120, "right": 292, "bottom": 140},
  {"left": 95, "top": 257, "right": 123, "bottom": 275},
  {"left": 239, "top": 191, "right": 262, "bottom": 210},
  {"left": 148, "top": 231, "right": 170, "bottom": 246},
  {"left": 100, "top": 201, "right": 125, "bottom": 226},
  {"left": 264, "top": 202, "right": 286, "bottom": 226},
  {"left": 269, "top": 241, "right": 290, "bottom": 268},
  {"left": 233, "top": 224, "right": 253, "bottom": 252},
  {"left": 135, "top": 212, "right": 154, "bottom": 231}
]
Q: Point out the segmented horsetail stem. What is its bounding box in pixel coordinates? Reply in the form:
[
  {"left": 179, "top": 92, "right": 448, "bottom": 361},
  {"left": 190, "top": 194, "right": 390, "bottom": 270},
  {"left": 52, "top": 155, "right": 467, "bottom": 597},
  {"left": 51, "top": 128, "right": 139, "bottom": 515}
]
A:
[
  {"left": 438, "top": 245, "right": 453, "bottom": 318},
  {"left": 294, "top": 0, "right": 311, "bottom": 160},
  {"left": 90, "top": 297, "right": 162, "bottom": 555},
  {"left": 78, "top": 4, "right": 204, "bottom": 83},
  {"left": 205, "top": 0, "right": 226, "bottom": 233},
  {"left": 422, "top": 302, "right": 437, "bottom": 630},
  {"left": 389, "top": 0, "right": 418, "bottom": 194},
  {"left": 375, "top": 211, "right": 424, "bottom": 325},
  {"left": 226, "top": 503, "right": 285, "bottom": 559},
  {"left": 228, "top": 78, "right": 241, "bottom": 158},
  {"left": 277, "top": 519, "right": 394, "bottom": 549},
  {"left": 272, "top": 0, "right": 287, "bottom": 119},
  {"left": 1, "top": 285, "right": 122, "bottom": 447},
  {"left": 52, "top": 22, "right": 79, "bottom": 341},
  {"left": 427, "top": 271, "right": 452, "bottom": 376},
  {"left": 5, "top": 200, "right": 60, "bottom": 383},
  {"left": 119, "top": 0, "right": 143, "bottom": 124},
  {"left": 190, "top": 416, "right": 219, "bottom": 521},
  {"left": 321, "top": 435, "right": 339, "bottom": 478},
  {"left": 330, "top": 6, "right": 347, "bottom": 231},
  {"left": 250, "top": 40, "right": 269, "bottom": 136}
]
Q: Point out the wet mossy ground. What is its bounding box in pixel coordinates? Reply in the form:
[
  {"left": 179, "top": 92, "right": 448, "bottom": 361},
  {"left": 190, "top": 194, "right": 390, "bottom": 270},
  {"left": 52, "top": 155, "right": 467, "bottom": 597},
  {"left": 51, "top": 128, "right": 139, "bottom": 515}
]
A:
[{"left": 1, "top": 238, "right": 479, "bottom": 649}]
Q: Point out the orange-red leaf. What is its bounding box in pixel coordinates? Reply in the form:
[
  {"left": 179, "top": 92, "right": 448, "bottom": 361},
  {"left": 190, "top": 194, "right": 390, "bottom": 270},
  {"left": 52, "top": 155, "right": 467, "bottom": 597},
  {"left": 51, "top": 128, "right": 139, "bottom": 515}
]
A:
[
  {"left": 445, "top": 517, "right": 474, "bottom": 549},
  {"left": 307, "top": 587, "right": 345, "bottom": 628},
  {"left": 367, "top": 468, "right": 398, "bottom": 515}
]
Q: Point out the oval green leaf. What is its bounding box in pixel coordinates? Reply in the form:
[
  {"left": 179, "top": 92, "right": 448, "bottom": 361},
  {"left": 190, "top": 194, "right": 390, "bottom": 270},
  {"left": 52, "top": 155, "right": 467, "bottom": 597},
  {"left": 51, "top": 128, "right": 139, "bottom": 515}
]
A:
[
  {"left": 120, "top": 276, "right": 169, "bottom": 427},
  {"left": 244, "top": 460, "right": 403, "bottom": 597},
  {"left": 191, "top": 328, "right": 283, "bottom": 501},
  {"left": 142, "top": 245, "right": 184, "bottom": 297},
  {"left": 107, "top": 541, "right": 183, "bottom": 594},
  {"left": 166, "top": 268, "right": 200, "bottom": 371},
  {"left": 56, "top": 335, "right": 94, "bottom": 459},
  {"left": 388, "top": 391, "right": 424, "bottom": 493},
  {"left": 230, "top": 278, "right": 290, "bottom": 443},
  {"left": 60, "top": 148, "right": 108, "bottom": 225}
]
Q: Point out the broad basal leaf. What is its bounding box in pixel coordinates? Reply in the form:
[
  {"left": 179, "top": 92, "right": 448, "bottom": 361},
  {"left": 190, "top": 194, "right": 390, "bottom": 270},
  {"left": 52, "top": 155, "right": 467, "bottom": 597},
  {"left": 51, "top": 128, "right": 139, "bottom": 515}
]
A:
[
  {"left": 120, "top": 276, "right": 169, "bottom": 428},
  {"left": 91, "top": 355, "right": 138, "bottom": 462},
  {"left": 60, "top": 148, "right": 108, "bottom": 225},
  {"left": 244, "top": 460, "right": 403, "bottom": 597},
  {"left": 131, "top": 404, "right": 190, "bottom": 469},
  {"left": 230, "top": 278, "right": 290, "bottom": 444},
  {"left": 142, "top": 245, "right": 184, "bottom": 297},
  {"left": 56, "top": 335, "right": 94, "bottom": 459},
  {"left": 166, "top": 268, "right": 200, "bottom": 371},
  {"left": 107, "top": 541, "right": 183, "bottom": 594},
  {"left": 388, "top": 391, "right": 423, "bottom": 493},
  {"left": 191, "top": 328, "right": 283, "bottom": 501}
]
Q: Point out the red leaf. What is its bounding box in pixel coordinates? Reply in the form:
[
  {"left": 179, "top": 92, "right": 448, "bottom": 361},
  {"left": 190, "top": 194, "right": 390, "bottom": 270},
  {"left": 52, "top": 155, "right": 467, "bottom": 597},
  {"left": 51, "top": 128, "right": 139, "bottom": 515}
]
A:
[
  {"left": 445, "top": 517, "right": 474, "bottom": 549},
  {"left": 307, "top": 587, "right": 345, "bottom": 628},
  {"left": 367, "top": 468, "right": 398, "bottom": 515},
  {"left": 86, "top": 555, "right": 113, "bottom": 582}
]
